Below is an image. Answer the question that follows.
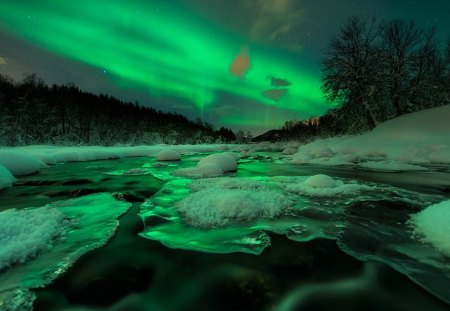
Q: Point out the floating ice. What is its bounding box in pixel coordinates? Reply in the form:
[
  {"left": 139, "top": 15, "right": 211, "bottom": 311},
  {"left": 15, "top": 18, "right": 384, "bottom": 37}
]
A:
[
  {"left": 0, "top": 193, "right": 131, "bottom": 310},
  {"left": 139, "top": 177, "right": 294, "bottom": 254},
  {"left": 139, "top": 172, "right": 450, "bottom": 304}
]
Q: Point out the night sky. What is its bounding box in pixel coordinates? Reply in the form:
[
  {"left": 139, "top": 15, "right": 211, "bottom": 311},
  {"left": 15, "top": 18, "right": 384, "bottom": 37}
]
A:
[{"left": 0, "top": 0, "right": 449, "bottom": 134}]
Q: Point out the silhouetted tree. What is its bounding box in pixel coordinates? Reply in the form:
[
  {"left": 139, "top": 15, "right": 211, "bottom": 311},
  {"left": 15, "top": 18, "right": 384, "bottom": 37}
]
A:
[
  {"left": 321, "top": 15, "right": 381, "bottom": 132},
  {"left": 381, "top": 20, "right": 421, "bottom": 116}
]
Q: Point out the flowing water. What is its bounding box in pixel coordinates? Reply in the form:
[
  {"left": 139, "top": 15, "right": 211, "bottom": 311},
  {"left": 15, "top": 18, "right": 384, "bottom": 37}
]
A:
[{"left": 0, "top": 153, "right": 449, "bottom": 311}]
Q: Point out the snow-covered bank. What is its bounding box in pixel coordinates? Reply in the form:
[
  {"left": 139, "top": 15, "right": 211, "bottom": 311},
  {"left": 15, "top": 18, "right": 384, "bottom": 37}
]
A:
[
  {"left": 0, "top": 144, "right": 238, "bottom": 186},
  {"left": 292, "top": 105, "right": 450, "bottom": 170}
]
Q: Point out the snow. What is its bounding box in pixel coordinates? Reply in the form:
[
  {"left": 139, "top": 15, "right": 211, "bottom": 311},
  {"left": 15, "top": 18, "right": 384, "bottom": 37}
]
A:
[
  {"left": 172, "top": 152, "right": 238, "bottom": 178},
  {"left": 173, "top": 164, "right": 224, "bottom": 179},
  {"left": 176, "top": 178, "right": 293, "bottom": 227},
  {"left": 0, "top": 206, "right": 67, "bottom": 270},
  {"left": 0, "top": 144, "right": 241, "bottom": 184},
  {"left": 156, "top": 149, "right": 181, "bottom": 161},
  {"left": 285, "top": 174, "right": 373, "bottom": 197},
  {"left": 409, "top": 199, "right": 450, "bottom": 257},
  {"left": 302, "top": 174, "right": 337, "bottom": 188},
  {"left": 282, "top": 147, "right": 298, "bottom": 155},
  {"left": 0, "top": 165, "right": 15, "bottom": 190},
  {"left": 359, "top": 161, "right": 428, "bottom": 172},
  {"left": 0, "top": 151, "right": 43, "bottom": 176},
  {"left": 197, "top": 153, "right": 237, "bottom": 172},
  {"left": 292, "top": 105, "right": 450, "bottom": 170},
  {"left": 0, "top": 193, "right": 131, "bottom": 309}
]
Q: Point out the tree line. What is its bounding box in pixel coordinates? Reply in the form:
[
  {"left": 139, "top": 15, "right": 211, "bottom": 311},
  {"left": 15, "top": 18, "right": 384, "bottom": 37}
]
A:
[
  {"left": 0, "top": 74, "right": 235, "bottom": 146},
  {"left": 281, "top": 16, "right": 450, "bottom": 141}
]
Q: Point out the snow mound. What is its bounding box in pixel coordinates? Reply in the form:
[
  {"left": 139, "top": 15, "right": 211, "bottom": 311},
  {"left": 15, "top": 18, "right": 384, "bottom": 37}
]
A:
[
  {"left": 0, "top": 151, "right": 43, "bottom": 176},
  {"left": 409, "top": 199, "right": 450, "bottom": 256},
  {"left": 303, "top": 174, "right": 337, "bottom": 188},
  {"left": 163, "top": 177, "right": 292, "bottom": 228},
  {"left": 0, "top": 165, "right": 15, "bottom": 190},
  {"left": 172, "top": 152, "right": 238, "bottom": 179},
  {"left": 176, "top": 179, "right": 293, "bottom": 228},
  {"left": 0, "top": 206, "right": 67, "bottom": 270},
  {"left": 282, "top": 147, "right": 298, "bottom": 155},
  {"left": 197, "top": 153, "right": 237, "bottom": 172},
  {"left": 156, "top": 149, "right": 181, "bottom": 161},
  {"left": 222, "top": 151, "right": 240, "bottom": 160},
  {"left": 177, "top": 189, "right": 291, "bottom": 228},
  {"left": 286, "top": 174, "right": 372, "bottom": 197}
]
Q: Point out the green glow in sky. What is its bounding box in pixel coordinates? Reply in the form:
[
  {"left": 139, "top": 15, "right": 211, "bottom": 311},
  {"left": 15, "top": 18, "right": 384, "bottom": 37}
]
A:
[{"left": 0, "top": 0, "right": 327, "bottom": 130}]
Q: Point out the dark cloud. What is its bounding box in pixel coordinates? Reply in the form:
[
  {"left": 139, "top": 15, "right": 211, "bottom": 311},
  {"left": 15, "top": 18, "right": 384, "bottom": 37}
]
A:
[
  {"left": 261, "top": 88, "right": 289, "bottom": 102},
  {"left": 267, "top": 75, "right": 291, "bottom": 87}
]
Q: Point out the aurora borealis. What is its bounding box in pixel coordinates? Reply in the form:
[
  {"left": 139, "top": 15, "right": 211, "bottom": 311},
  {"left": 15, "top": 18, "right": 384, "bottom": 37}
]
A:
[{"left": 1, "top": 0, "right": 449, "bottom": 134}]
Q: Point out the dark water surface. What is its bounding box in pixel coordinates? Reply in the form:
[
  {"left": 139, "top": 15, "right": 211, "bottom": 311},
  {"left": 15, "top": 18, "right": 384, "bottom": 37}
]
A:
[{"left": 1, "top": 155, "right": 449, "bottom": 310}]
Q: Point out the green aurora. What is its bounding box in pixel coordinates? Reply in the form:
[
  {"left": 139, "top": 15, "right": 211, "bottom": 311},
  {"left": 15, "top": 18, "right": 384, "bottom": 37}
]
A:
[{"left": 0, "top": 0, "right": 328, "bottom": 131}]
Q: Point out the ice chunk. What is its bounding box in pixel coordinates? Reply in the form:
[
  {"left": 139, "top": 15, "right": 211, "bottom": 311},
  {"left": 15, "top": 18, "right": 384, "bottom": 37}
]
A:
[
  {"left": 409, "top": 199, "right": 450, "bottom": 256},
  {"left": 156, "top": 149, "right": 181, "bottom": 161},
  {"left": 0, "top": 165, "right": 15, "bottom": 190}
]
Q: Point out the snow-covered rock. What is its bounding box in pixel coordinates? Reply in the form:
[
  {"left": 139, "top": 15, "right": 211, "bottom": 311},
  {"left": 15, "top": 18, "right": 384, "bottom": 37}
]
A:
[
  {"left": 156, "top": 149, "right": 181, "bottom": 161},
  {"left": 303, "top": 174, "right": 337, "bottom": 188},
  {"left": 409, "top": 199, "right": 450, "bottom": 257},
  {"left": 197, "top": 153, "right": 237, "bottom": 172},
  {"left": 286, "top": 174, "right": 372, "bottom": 197},
  {"left": 282, "top": 147, "right": 298, "bottom": 155}
]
